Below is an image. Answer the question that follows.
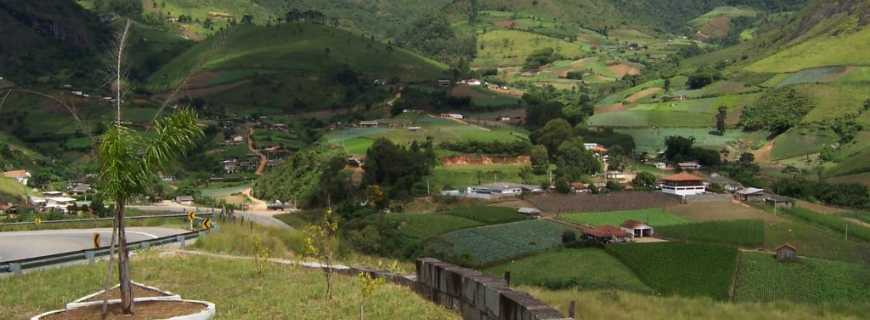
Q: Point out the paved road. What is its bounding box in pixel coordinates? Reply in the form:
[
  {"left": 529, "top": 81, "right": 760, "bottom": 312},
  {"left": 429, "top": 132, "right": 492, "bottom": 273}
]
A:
[
  {"left": 130, "top": 204, "right": 293, "bottom": 230},
  {"left": 0, "top": 227, "right": 187, "bottom": 262}
]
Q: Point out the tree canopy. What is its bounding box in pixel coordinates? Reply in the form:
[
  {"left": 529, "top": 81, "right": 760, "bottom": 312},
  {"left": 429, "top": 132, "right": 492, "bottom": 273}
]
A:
[
  {"left": 253, "top": 146, "right": 349, "bottom": 207},
  {"left": 740, "top": 87, "right": 813, "bottom": 134}
]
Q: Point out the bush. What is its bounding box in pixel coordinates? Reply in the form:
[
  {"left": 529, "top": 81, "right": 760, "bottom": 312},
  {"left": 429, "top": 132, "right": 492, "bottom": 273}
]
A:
[
  {"left": 565, "top": 71, "right": 584, "bottom": 80},
  {"left": 561, "top": 230, "right": 577, "bottom": 244}
]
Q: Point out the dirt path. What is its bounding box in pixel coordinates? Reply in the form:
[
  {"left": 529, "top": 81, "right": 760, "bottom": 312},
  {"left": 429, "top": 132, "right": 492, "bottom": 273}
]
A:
[
  {"left": 246, "top": 127, "right": 268, "bottom": 176},
  {"left": 754, "top": 140, "right": 775, "bottom": 164},
  {"left": 242, "top": 188, "right": 269, "bottom": 211}
]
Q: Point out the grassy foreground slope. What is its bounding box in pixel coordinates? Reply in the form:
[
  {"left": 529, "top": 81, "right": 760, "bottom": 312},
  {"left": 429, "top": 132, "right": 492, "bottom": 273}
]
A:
[{"left": 0, "top": 252, "right": 458, "bottom": 319}]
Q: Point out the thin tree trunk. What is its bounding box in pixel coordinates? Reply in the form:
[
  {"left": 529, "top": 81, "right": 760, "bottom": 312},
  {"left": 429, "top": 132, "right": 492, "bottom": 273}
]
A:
[
  {"left": 101, "top": 217, "right": 118, "bottom": 318},
  {"left": 116, "top": 199, "right": 134, "bottom": 314}
]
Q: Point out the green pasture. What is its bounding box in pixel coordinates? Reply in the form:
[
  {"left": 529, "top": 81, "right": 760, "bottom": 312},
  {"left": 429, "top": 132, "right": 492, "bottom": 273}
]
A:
[
  {"left": 484, "top": 248, "right": 652, "bottom": 292},
  {"left": 657, "top": 220, "right": 765, "bottom": 247},
  {"left": 616, "top": 128, "right": 767, "bottom": 154},
  {"left": 431, "top": 164, "right": 546, "bottom": 189},
  {"left": 735, "top": 252, "right": 870, "bottom": 304},
  {"left": 385, "top": 213, "right": 483, "bottom": 241},
  {"left": 588, "top": 93, "right": 759, "bottom": 128},
  {"left": 606, "top": 242, "right": 739, "bottom": 300},
  {"left": 474, "top": 29, "right": 588, "bottom": 68},
  {"left": 746, "top": 27, "right": 870, "bottom": 73},
  {"left": 561, "top": 208, "right": 690, "bottom": 227}
]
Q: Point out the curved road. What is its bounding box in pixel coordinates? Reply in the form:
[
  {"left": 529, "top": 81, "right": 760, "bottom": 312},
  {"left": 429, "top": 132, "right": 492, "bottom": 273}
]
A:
[{"left": 0, "top": 227, "right": 187, "bottom": 262}]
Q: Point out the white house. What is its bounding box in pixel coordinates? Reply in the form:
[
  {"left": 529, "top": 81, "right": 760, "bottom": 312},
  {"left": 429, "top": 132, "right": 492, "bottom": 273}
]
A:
[
  {"left": 677, "top": 161, "right": 702, "bottom": 171},
  {"left": 441, "top": 113, "right": 464, "bottom": 120},
  {"left": 175, "top": 196, "right": 195, "bottom": 206},
  {"left": 621, "top": 220, "right": 654, "bottom": 238},
  {"left": 660, "top": 172, "right": 706, "bottom": 196},
  {"left": 467, "top": 183, "right": 523, "bottom": 197},
  {"left": 466, "top": 79, "right": 483, "bottom": 86},
  {"left": 3, "top": 170, "right": 31, "bottom": 186},
  {"left": 45, "top": 196, "right": 76, "bottom": 213}
]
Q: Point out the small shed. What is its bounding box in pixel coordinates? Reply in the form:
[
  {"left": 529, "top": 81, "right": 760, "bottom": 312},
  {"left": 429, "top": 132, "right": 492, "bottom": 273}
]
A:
[
  {"left": 776, "top": 244, "right": 798, "bottom": 262},
  {"left": 765, "top": 195, "right": 795, "bottom": 209},
  {"left": 175, "top": 196, "right": 195, "bottom": 206},
  {"left": 582, "top": 225, "right": 631, "bottom": 243},
  {"left": 621, "top": 220, "right": 654, "bottom": 238},
  {"left": 517, "top": 207, "right": 542, "bottom": 217}
]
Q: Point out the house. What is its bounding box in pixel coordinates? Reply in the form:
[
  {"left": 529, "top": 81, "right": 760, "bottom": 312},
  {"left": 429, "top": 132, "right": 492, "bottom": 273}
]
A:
[
  {"left": 498, "top": 116, "right": 512, "bottom": 122},
  {"left": 606, "top": 171, "right": 625, "bottom": 181},
  {"left": 359, "top": 120, "right": 380, "bottom": 128},
  {"left": 583, "top": 225, "right": 631, "bottom": 243},
  {"left": 764, "top": 195, "right": 795, "bottom": 209},
  {"left": 660, "top": 172, "right": 706, "bottom": 196},
  {"left": 583, "top": 143, "right": 608, "bottom": 154},
  {"left": 737, "top": 188, "right": 766, "bottom": 201},
  {"left": 69, "top": 183, "right": 92, "bottom": 196},
  {"left": 223, "top": 159, "right": 240, "bottom": 174},
  {"left": 175, "top": 196, "right": 195, "bottom": 206},
  {"left": 437, "top": 80, "right": 451, "bottom": 87},
  {"left": 677, "top": 161, "right": 702, "bottom": 171},
  {"left": 441, "top": 113, "right": 464, "bottom": 120},
  {"left": 3, "top": 170, "right": 31, "bottom": 186},
  {"left": 45, "top": 196, "right": 76, "bottom": 213},
  {"left": 654, "top": 162, "right": 668, "bottom": 169},
  {"left": 232, "top": 135, "right": 245, "bottom": 144},
  {"left": 466, "top": 79, "right": 482, "bottom": 86},
  {"left": 467, "top": 183, "right": 523, "bottom": 197},
  {"left": 347, "top": 157, "right": 364, "bottom": 167},
  {"left": 775, "top": 244, "right": 798, "bottom": 262},
  {"left": 517, "top": 207, "right": 542, "bottom": 217},
  {"left": 621, "top": 220, "right": 654, "bottom": 238},
  {"left": 0, "top": 202, "right": 13, "bottom": 215},
  {"left": 708, "top": 173, "right": 743, "bottom": 192},
  {"left": 407, "top": 126, "right": 422, "bottom": 132}
]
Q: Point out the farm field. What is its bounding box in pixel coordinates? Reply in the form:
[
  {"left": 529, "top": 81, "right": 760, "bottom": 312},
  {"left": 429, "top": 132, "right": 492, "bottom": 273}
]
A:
[
  {"left": 561, "top": 208, "right": 689, "bottom": 227},
  {"left": 527, "top": 192, "right": 680, "bottom": 213},
  {"left": 424, "top": 220, "right": 573, "bottom": 267},
  {"left": 473, "top": 29, "right": 588, "bottom": 68},
  {"left": 524, "top": 286, "right": 870, "bottom": 320},
  {"left": 605, "top": 242, "right": 738, "bottom": 300},
  {"left": 484, "top": 249, "right": 652, "bottom": 293},
  {"left": 665, "top": 201, "right": 779, "bottom": 222},
  {"left": 735, "top": 252, "right": 870, "bottom": 304},
  {"left": 443, "top": 206, "right": 527, "bottom": 225},
  {"left": 746, "top": 27, "right": 870, "bottom": 73},
  {"left": 385, "top": 213, "right": 482, "bottom": 241},
  {"left": 779, "top": 208, "right": 870, "bottom": 242},
  {"left": 587, "top": 93, "right": 759, "bottom": 128},
  {"left": 764, "top": 218, "right": 870, "bottom": 264},
  {"left": 771, "top": 127, "right": 838, "bottom": 160},
  {"left": 431, "top": 163, "right": 546, "bottom": 190},
  {"left": 656, "top": 220, "right": 765, "bottom": 246},
  {"left": 323, "top": 116, "right": 527, "bottom": 156},
  {"left": 616, "top": 128, "right": 767, "bottom": 154}
]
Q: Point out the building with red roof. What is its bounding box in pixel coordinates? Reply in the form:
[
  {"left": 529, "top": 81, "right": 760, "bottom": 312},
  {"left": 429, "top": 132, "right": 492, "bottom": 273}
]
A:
[{"left": 582, "top": 225, "right": 630, "bottom": 243}]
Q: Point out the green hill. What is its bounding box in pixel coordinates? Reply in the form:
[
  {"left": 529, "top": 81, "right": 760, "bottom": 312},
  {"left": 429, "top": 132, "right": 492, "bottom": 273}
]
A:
[{"left": 0, "top": 0, "right": 109, "bottom": 84}]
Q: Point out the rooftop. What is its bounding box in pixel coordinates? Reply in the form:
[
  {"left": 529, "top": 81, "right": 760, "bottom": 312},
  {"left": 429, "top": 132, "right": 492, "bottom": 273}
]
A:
[
  {"left": 662, "top": 172, "right": 705, "bottom": 182},
  {"left": 3, "top": 170, "right": 30, "bottom": 178},
  {"left": 584, "top": 225, "right": 630, "bottom": 238}
]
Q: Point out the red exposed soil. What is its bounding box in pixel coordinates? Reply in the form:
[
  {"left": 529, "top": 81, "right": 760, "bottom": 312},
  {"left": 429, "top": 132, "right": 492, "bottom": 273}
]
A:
[
  {"left": 607, "top": 63, "right": 641, "bottom": 78},
  {"left": 83, "top": 285, "right": 168, "bottom": 302},
  {"left": 625, "top": 87, "right": 662, "bottom": 103},
  {"left": 441, "top": 155, "right": 530, "bottom": 167},
  {"left": 526, "top": 192, "right": 680, "bottom": 213},
  {"left": 597, "top": 103, "right": 625, "bottom": 114},
  {"left": 495, "top": 20, "right": 518, "bottom": 29},
  {"left": 42, "top": 301, "right": 205, "bottom": 320}
]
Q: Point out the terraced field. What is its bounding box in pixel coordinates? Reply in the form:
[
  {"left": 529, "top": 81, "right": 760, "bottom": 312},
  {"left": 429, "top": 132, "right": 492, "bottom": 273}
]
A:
[
  {"left": 588, "top": 93, "right": 759, "bottom": 128},
  {"left": 561, "top": 208, "right": 690, "bottom": 227}
]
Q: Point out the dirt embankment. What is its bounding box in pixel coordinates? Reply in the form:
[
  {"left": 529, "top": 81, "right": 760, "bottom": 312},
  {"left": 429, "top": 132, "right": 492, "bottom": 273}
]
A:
[
  {"left": 607, "top": 63, "right": 641, "bottom": 78},
  {"left": 441, "top": 155, "right": 530, "bottom": 167}
]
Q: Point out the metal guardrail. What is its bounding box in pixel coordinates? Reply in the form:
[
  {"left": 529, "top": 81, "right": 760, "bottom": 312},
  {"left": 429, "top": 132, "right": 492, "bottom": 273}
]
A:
[
  {"left": 0, "top": 229, "right": 210, "bottom": 274},
  {"left": 0, "top": 207, "right": 222, "bottom": 227}
]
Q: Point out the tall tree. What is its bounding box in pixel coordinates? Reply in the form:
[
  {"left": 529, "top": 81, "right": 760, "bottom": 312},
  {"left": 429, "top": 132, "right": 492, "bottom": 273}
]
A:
[
  {"left": 556, "top": 138, "right": 602, "bottom": 181},
  {"left": 531, "top": 119, "right": 573, "bottom": 157},
  {"left": 99, "top": 20, "right": 203, "bottom": 315},
  {"left": 715, "top": 106, "right": 727, "bottom": 134}
]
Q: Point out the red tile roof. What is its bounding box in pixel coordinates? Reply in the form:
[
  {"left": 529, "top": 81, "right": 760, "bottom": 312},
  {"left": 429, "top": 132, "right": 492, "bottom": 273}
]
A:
[
  {"left": 662, "top": 172, "right": 704, "bottom": 182},
  {"left": 776, "top": 243, "right": 797, "bottom": 252},
  {"left": 622, "top": 220, "right": 646, "bottom": 228},
  {"left": 2, "top": 170, "right": 29, "bottom": 178},
  {"left": 583, "top": 225, "right": 630, "bottom": 238}
]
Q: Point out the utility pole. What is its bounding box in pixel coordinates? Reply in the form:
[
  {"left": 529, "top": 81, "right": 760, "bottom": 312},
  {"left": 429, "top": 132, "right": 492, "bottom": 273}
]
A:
[{"left": 845, "top": 223, "right": 849, "bottom": 241}]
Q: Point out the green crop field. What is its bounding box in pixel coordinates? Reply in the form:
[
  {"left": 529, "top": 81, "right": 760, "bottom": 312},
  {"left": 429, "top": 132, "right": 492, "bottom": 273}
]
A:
[
  {"left": 484, "top": 249, "right": 652, "bottom": 292},
  {"left": 735, "top": 252, "right": 870, "bottom": 304},
  {"left": 323, "top": 116, "right": 527, "bottom": 155},
  {"left": 561, "top": 208, "right": 690, "bottom": 227},
  {"left": 800, "top": 83, "right": 870, "bottom": 125},
  {"left": 431, "top": 164, "right": 547, "bottom": 189},
  {"left": 474, "top": 29, "right": 588, "bottom": 68},
  {"left": 657, "top": 220, "right": 765, "bottom": 247},
  {"left": 425, "top": 220, "right": 572, "bottom": 267},
  {"left": 385, "top": 213, "right": 482, "bottom": 241},
  {"left": 746, "top": 28, "right": 870, "bottom": 73},
  {"left": 606, "top": 242, "right": 739, "bottom": 300},
  {"left": 764, "top": 218, "right": 870, "bottom": 264},
  {"left": 588, "top": 93, "right": 759, "bottom": 128},
  {"left": 771, "top": 127, "right": 838, "bottom": 160},
  {"left": 779, "top": 208, "right": 870, "bottom": 243},
  {"left": 444, "top": 206, "right": 527, "bottom": 225},
  {"left": 689, "top": 6, "right": 758, "bottom": 27},
  {"left": 616, "top": 128, "right": 768, "bottom": 154}
]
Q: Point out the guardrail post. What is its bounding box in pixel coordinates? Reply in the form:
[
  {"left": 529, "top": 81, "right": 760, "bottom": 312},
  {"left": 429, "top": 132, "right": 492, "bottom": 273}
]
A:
[
  {"left": 10, "top": 263, "right": 21, "bottom": 276},
  {"left": 142, "top": 242, "right": 150, "bottom": 250},
  {"left": 85, "top": 251, "right": 95, "bottom": 264},
  {"left": 177, "top": 235, "right": 186, "bottom": 247}
]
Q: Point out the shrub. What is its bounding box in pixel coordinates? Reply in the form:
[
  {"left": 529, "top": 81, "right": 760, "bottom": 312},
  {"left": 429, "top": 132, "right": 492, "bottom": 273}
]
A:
[{"left": 561, "top": 230, "right": 577, "bottom": 244}]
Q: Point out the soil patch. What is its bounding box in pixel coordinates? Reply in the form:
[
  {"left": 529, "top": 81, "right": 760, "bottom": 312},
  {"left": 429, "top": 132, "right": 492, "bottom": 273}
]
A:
[
  {"left": 597, "top": 103, "right": 625, "bottom": 113},
  {"left": 83, "top": 285, "right": 168, "bottom": 302},
  {"left": 625, "top": 87, "right": 662, "bottom": 103},
  {"left": 796, "top": 200, "right": 846, "bottom": 214},
  {"left": 527, "top": 192, "right": 679, "bottom": 213},
  {"left": 441, "top": 155, "right": 530, "bottom": 167},
  {"left": 495, "top": 20, "right": 517, "bottom": 29},
  {"left": 753, "top": 140, "right": 775, "bottom": 164},
  {"left": 607, "top": 63, "right": 641, "bottom": 78},
  {"left": 43, "top": 301, "right": 205, "bottom": 320}
]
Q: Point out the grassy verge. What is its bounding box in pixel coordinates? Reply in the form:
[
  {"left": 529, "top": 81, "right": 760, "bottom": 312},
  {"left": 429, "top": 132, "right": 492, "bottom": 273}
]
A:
[
  {"left": 735, "top": 252, "right": 870, "bottom": 304},
  {"left": 484, "top": 249, "right": 651, "bottom": 293},
  {"left": 780, "top": 208, "right": 870, "bottom": 242},
  {"left": 605, "top": 242, "right": 738, "bottom": 300},
  {"left": 523, "top": 286, "right": 870, "bottom": 320},
  {"left": 191, "top": 222, "right": 306, "bottom": 258},
  {"left": 0, "top": 252, "right": 458, "bottom": 319},
  {"left": 657, "top": 220, "right": 765, "bottom": 247},
  {"left": 764, "top": 218, "right": 870, "bottom": 264}
]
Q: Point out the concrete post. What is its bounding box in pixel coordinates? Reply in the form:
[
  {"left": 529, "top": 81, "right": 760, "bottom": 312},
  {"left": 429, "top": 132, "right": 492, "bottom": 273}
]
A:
[
  {"left": 177, "top": 235, "right": 186, "bottom": 247},
  {"left": 85, "top": 251, "right": 95, "bottom": 264},
  {"left": 142, "top": 242, "right": 150, "bottom": 250},
  {"left": 504, "top": 271, "right": 511, "bottom": 287},
  {"left": 568, "top": 301, "right": 576, "bottom": 318}
]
